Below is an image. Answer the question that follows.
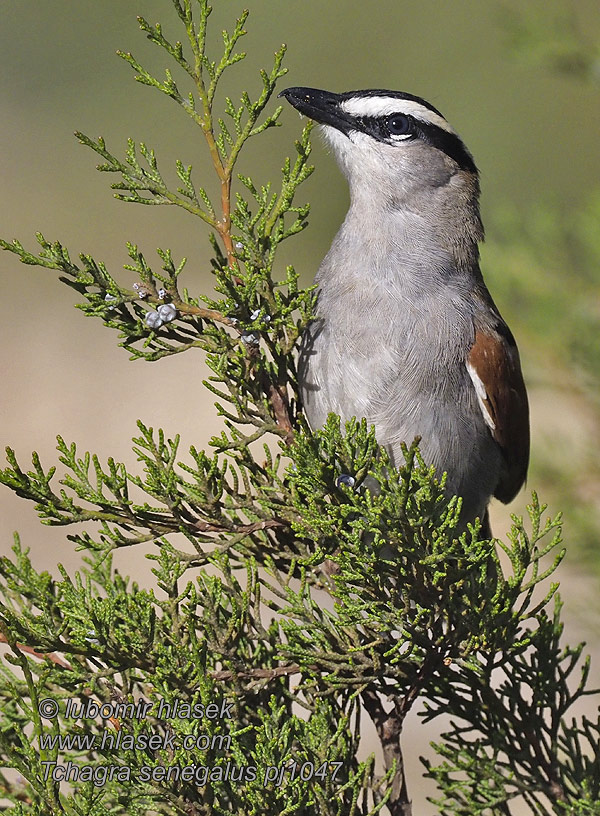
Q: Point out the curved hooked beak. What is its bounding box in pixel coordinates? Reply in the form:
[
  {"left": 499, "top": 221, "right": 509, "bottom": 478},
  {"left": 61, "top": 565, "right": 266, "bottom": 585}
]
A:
[{"left": 278, "top": 86, "right": 354, "bottom": 135}]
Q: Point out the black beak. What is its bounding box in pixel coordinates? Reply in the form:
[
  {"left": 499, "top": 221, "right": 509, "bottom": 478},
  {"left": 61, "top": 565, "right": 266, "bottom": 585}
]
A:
[{"left": 278, "top": 86, "right": 354, "bottom": 135}]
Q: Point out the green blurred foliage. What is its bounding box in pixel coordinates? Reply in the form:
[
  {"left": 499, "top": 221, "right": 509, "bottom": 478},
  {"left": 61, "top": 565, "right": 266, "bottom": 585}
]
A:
[
  {"left": 483, "top": 193, "right": 600, "bottom": 561},
  {"left": 480, "top": 1, "right": 600, "bottom": 564}
]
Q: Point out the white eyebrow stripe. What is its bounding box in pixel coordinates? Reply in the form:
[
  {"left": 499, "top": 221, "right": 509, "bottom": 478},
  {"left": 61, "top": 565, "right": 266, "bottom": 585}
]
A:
[{"left": 340, "top": 96, "right": 456, "bottom": 135}]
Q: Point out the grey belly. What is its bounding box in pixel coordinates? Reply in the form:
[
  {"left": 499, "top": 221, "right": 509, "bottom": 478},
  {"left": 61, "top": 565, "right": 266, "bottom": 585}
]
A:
[{"left": 299, "top": 318, "right": 501, "bottom": 523}]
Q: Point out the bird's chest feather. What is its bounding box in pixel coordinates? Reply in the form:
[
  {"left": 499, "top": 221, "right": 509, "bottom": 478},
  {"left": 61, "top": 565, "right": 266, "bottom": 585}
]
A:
[
  {"left": 299, "top": 278, "right": 495, "bottom": 504},
  {"left": 302, "top": 275, "right": 474, "bottom": 416}
]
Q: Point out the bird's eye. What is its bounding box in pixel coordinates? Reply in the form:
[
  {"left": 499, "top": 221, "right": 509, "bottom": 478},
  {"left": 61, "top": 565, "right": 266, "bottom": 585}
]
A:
[{"left": 386, "top": 114, "right": 410, "bottom": 136}]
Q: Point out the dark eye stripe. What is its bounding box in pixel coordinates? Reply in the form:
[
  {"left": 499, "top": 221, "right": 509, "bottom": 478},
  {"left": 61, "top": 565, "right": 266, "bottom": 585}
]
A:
[
  {"left": 413, "top": 120, "right": 477, "bottom": 173},
  {"left": 354, "top": 114, "right": 477, "bottom": 173}
]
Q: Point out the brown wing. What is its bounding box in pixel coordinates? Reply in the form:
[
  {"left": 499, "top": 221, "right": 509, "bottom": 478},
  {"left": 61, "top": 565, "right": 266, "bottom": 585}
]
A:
[{"left": 467, "top": 323, "right": 530, "bottom": 504}]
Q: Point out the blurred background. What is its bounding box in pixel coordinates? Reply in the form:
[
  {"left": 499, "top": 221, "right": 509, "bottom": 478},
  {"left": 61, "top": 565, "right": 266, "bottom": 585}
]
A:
[{"left": 1, "top": 1, "right": 599, "bottom": 812}]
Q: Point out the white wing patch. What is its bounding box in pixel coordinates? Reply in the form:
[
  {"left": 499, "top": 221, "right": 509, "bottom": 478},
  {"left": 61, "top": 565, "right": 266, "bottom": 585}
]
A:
[
  {"left": 340, "top": 96, "right": 456, "bottom": 135},
  {"left": 466, "top": 361, "right": 496, "bottom": 431}
]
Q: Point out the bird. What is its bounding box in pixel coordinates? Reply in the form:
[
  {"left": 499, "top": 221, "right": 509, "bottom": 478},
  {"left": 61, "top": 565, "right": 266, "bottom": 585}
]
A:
[{"left": 279, "top": 86, "right": 529, "bottom": 537}]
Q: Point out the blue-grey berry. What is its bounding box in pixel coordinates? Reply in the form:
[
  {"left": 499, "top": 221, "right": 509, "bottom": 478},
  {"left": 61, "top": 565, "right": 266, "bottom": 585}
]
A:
[
  {"left": 145, "top": 310, "right": 164, "bottom": 329},
  {"left": 157, "top": 303, "right": 177, "bottom": 323},
  {"left": 336, "top": 474, "right": 356, "bottom": 488}
]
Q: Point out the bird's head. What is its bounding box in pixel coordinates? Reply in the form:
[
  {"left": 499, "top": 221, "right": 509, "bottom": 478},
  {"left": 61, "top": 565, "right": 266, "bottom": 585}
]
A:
[{"left": 279, "top": 86, "right": 480, "bottom": 211}]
